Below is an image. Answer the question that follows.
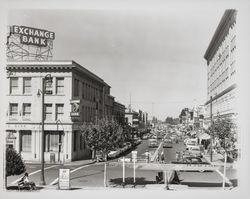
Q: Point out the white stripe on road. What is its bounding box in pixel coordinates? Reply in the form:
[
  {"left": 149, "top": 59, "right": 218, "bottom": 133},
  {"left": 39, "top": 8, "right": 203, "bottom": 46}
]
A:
[
  {"left": 11, "top": 165, "right": 58, "bottom": 185},
  {"left": 151, "top": 142, "right": 163, "bottom": 162},
  {"left": 49, "top": 164, "right": 93, "bottom": 185}
]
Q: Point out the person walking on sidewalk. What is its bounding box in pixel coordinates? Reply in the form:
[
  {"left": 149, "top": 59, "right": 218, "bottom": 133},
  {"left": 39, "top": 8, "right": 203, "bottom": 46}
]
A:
[{"left": 160, "top": 151, "right": 165, "bottom": 163}]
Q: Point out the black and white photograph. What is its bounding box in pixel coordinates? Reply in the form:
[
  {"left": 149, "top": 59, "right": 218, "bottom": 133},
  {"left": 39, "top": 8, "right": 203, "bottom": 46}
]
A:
[{"left": 0, "top": 0, "right": 250, "bottom": 198}]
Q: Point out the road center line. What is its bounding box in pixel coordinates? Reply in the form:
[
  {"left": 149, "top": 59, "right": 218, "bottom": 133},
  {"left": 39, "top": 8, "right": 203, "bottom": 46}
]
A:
[
  {"left": 49, "top": 164, "right": 93, "bottom": 185},
  {"left": 11, "top": 165, "right": 58, "bottom": 185},
  {"left": 151, "top": 141, "right": 163, "bottom": 162}
]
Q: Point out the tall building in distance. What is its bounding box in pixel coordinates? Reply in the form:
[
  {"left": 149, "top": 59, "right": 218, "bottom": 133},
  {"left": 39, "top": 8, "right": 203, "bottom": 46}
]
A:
[{"left": 204, "top": 9, "right": 237, "bottom": 124}]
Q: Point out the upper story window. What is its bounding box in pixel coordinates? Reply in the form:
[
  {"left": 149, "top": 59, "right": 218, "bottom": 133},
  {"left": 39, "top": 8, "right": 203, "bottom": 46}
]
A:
[
  {"left": 56, "top": 104, "right": 64, "bottom": 120},
  {"left": 23, "top": 77, "right": 31, "bottom": 94},
  {"left": 82, "top": 82, "right": 85, "bottom": 99},
  {"left": 56, "top": 77, "right": 64, "bottom": 94},
  {"left": 23, "top": 103, "right": 31, "bottom": 119},
  {"left": 45, "top": 104, "right": 52, "bottom": 121},
  {"left": 74, "top": 79, "right": 79, "bottom": 97},
  {"left": 9, "top": 103, "right": 18, "bottom": 118},
  {"left": 10, "top": 77, "right": 18, "bottom": 94}
]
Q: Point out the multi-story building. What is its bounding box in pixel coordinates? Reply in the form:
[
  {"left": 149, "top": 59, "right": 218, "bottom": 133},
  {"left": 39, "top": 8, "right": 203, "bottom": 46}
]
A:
[
  {"left": 204, "top": 9, "right": 237, "bottom": 124},
  {"left": 5, "top": 60, "right": 112, "bottom": 163},
  {"left": 113, "top": 101, "right": 126, "bottom": 125}
]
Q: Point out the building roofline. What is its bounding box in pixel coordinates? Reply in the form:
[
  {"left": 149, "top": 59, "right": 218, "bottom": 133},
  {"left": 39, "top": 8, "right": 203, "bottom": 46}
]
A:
[
  {"left": 6, "top": 60, "right": 110, "bottom": 87},
  {"left": 204, "top": 9, "right": 237, "bottom": 62}
]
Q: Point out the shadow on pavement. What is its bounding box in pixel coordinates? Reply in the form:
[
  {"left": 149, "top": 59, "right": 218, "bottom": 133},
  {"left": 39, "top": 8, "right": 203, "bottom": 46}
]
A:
[
  {"left": 69, "top": 171, "right": 104, "bottom": 181},
  {"left": 6, "top": 185, "right": 44, "bottom": 191},
  {"left": 180, "top": 182, "right": 231, "bottom": 187},
  {"left": 109, "top": 177, "right": 156, "bottom": 186},
  {"left": 230, "top": 179, "right": 238, "bottom": 187}
]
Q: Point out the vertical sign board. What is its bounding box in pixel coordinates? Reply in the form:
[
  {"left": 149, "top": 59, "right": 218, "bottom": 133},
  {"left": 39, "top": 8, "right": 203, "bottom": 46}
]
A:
[
  {"left": 58, "top": 169, "right": 70, "bottom": 190},
  {"left": 132, "top": 151, "right": 137, "bottom": 162},
  {"left": 132, "top": 151, "right": 137, "bottom": 184}
]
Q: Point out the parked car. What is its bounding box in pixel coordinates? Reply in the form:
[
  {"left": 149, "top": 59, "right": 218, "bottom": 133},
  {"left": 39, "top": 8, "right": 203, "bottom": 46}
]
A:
[
  {"left": 108, "top": 150, "right": 120, "bottom": 158},
  {"left": 185, "top": 138, "right": 198, "bottom": 150},
  {"left": 172, "top": 156, "right": 209, "bottom": 165},
  {"left": 171, "top": 156, "right": 210, "bottom": 172},
  {"left": 188, "top": 145, "right": 204, "bottom": 158}
]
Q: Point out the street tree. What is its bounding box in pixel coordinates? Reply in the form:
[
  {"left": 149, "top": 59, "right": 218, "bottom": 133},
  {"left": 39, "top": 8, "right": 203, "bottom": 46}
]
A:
[
  {"left": 165, "top": 117, "right": 174, "bottom": 124},
  {"left": 80, "top": 118, "right": 124, "bottom": 187},
  {"left": 5, "top": 148, "right": 26, "bottom": 188},
  {"left": 207, "top": 117, "right": 237, "bottom": 160}
]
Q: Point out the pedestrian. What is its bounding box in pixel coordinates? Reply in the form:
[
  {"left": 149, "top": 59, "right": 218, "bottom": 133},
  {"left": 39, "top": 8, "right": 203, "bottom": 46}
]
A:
[
  {"left": 157, "top": 152, "right": 160, "bottom": 162},
  {"left": 160, "top": 151, "right": 165, "bottom": 163},
  {"left": 176, "top": 152, "right": 179, "bottom": 161},
  {"left": 145, "top": 150, "right": 149, "bottom": 163},
  {"left": 18, "top": 172, "right": 36, "bottom": 190}
]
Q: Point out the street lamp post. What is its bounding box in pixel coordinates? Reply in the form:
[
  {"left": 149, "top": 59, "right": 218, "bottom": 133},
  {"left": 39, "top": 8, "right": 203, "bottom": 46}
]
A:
[{"left": 37, "top": 74, "right": 53, "bottom": 185}]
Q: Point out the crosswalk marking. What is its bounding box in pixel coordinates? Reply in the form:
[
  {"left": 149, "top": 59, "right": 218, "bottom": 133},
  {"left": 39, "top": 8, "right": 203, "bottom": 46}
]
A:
[{"left": 49, "top": 164, "right": 92, "bottom": 185}]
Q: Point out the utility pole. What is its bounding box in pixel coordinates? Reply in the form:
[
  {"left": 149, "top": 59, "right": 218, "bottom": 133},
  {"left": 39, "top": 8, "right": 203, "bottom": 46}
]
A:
[
  {"left": 210, "top": 96, "right": 213, "bottom": 162},
  {"left": 38, "top": 74, "right": 53, "bottom": 185}
]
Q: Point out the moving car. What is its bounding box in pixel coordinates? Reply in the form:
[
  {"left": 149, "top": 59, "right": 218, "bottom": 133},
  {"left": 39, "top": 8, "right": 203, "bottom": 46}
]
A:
[
  {"left": 149, "top": 139, "right": 158, "bottom": 148},
  {"left": 163, "top": 139, "right": 173, "bottom": 148}
]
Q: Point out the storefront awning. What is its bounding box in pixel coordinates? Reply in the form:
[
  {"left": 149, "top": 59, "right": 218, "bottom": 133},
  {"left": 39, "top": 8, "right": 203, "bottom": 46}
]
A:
[{"left": 199, "top": 133, "right": 211, "bottom": 140}]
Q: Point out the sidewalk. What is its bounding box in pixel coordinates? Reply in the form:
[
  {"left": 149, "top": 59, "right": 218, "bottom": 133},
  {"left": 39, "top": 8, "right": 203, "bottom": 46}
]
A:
[
  {"left": 203, "top": 153, "right": 236, "bottom": 169},
  {"left": 203, "top": 153, "right": 237, "bottom": 188}
]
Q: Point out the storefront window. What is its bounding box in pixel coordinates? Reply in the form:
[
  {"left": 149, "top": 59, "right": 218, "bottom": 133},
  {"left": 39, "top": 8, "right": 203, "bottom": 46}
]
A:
[
  {"left": 20, "top": 131, "right": 32, "bottom": 152},
  {"left": 45, "top": 131, "right": 63, "bottom": 152}
]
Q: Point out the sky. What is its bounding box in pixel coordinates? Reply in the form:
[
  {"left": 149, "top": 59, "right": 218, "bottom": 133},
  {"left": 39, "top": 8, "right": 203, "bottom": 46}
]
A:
[{"left": 7, "top": 1, "right": 229, "bottom": 120}]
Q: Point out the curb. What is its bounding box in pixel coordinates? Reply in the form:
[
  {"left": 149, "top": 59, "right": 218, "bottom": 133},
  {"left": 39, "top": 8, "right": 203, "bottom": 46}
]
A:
[{"left": 63, "top": 160, "right": 96, "bottom": 166}]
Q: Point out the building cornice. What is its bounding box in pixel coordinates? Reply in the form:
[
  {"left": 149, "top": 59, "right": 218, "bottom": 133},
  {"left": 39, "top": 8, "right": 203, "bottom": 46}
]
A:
[
  {"left": 204, "top": 9, "right": 237, "bottom": 63},
  {"left": 6, "top": 60, "right": 110, "bottom": 87}
]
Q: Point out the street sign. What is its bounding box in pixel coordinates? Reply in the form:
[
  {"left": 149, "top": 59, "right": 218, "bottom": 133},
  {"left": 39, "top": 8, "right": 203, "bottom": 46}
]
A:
[
  {"left": 58, "top": 169, "right": 70, "bottom": 190},
  {"left": 132, "top": 151, "right": 137, "bottom": 162},
  {"left": 118, "top": 157, "right": 131, "bottom": 162}
]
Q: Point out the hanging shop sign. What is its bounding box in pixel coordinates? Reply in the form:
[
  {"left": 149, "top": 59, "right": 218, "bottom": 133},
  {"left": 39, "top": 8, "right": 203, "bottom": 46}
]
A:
[
  {"left": 70, "top": 99, "right": 80, "bottom": 117},
  {"left": 10, "top": 25, "right": 55, "bottom": 47}
]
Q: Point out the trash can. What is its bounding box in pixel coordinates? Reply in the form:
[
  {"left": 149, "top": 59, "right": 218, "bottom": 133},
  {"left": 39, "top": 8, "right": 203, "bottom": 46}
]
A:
[{"left": 50, "top": 153, "right": 55, "bottom": 163}]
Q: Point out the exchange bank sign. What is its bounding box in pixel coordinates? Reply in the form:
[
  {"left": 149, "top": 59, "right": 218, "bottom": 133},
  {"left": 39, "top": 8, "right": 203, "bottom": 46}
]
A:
[{"left": 10, "top": 25, "right": 55, "bottom": 47}]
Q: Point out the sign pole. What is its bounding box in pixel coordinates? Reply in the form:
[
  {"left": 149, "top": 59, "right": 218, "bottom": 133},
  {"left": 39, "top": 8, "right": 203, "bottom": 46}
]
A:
[
  {"left": 123, "top": 156, "right": 125, "bottom": 187},
  {"left": 132, "top": 150, "right": 137, "bottom": 186},
  {"left": 222, "top": 151, "right": 227, "bottom": 189},
  {"left": 133, "top": 160, "right": 136, "bottom": 184}
]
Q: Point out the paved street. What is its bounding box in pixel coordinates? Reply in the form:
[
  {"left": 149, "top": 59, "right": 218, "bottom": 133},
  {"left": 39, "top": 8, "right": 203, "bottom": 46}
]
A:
[{"left": 7, "top": 138, "right": 237, "bottom": 189}]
